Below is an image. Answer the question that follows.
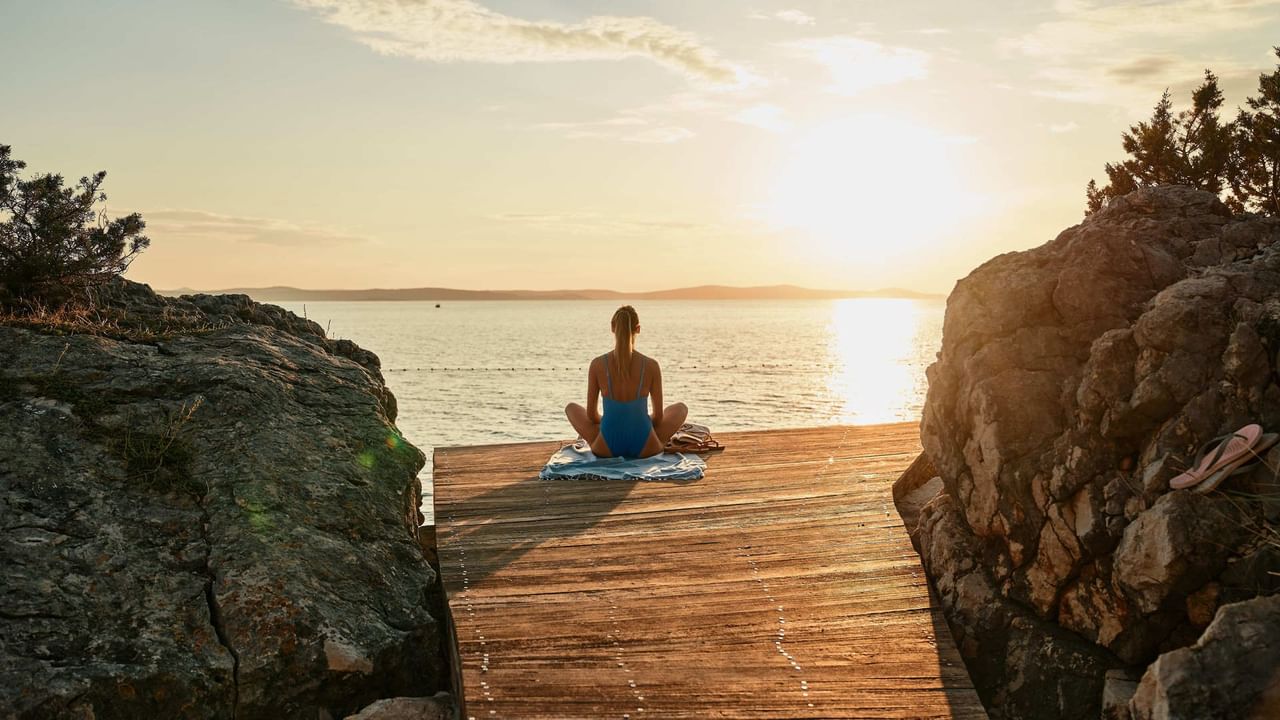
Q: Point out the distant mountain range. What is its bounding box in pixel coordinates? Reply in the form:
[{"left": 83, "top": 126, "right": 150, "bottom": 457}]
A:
[{"left": 157, "top": 283, "right": 943, "bottom": 302}]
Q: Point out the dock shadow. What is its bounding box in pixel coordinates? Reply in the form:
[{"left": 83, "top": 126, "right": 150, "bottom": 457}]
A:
[
  {"left": 440, "top": 470, "right": 704, "bottom": 587},
  {"left": 891, "top": 462, "right": 989, "bottom": 717},
  {"left": 926, "top": 584, "right": 990, "bottom": 718}
]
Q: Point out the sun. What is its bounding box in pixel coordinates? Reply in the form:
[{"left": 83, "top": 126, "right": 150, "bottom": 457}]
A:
[{"left": 761, "top": 114, "right": 983, "bottom": 262}]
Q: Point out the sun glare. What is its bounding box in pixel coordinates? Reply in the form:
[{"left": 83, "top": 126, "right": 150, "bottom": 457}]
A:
[
  {"left": 763, "top": 115, "right": 983, "bottom": 263},
  {"left": 826, "top": 298, "right": 924, "bottom": 424}
]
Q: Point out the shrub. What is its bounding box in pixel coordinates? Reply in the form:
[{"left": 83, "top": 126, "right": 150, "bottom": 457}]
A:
[
  {"left": 0, "top": 144, "right": 150, "bottom": 303},
  {"left": 1085, "top": 49, "right": 1280, "bottom": 217}
]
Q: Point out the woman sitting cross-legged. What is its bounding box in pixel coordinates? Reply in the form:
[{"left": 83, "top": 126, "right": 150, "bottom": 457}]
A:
[{"left": 564, "top": 305, "right": 688, "bottom": 459}]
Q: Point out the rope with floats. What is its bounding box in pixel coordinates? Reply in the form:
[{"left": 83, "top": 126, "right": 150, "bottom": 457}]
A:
[{"left": 380, "top": 362, "right": 859, "bottom": 373}]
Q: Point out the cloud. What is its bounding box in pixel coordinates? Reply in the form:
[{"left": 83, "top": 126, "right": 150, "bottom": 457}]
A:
[
  {"left": 1048, "top": 121, "right": 1079, "bottom": 133},
  {"left": 732, "top": 104, "right": 789, "bottom": 132},
  {"left": 749, "top": 9, "right": 816, "bottom": 25},
  {"left": 530, "top": 90, "right": 738, "bottom": 142},
  {"left": 784, "top": 37, "right": 929, "bottom": 95},
  {"left": 1034, "top": 56, "right": 1257, "bottom": 105},
  {"left": 1013, "top": 0, "right": 1279, "bottom": 57},
  {"left": 1104, "top": 55, "right": 1178, "bottom": 83},
  {"left": 294, "top": 0, "right": 746, "bottom": 86},
  {"left": 492, "top": 212, "right": 711, "bottom": 235},
  {"left": 535, "top": 117, "right": 646, "bottom": 133},
  {"left": 775, "top": 10, "right": 816, "bottom": 25},
  {"left": 143, "top": 210, "right": 367, "bottom": 247},
  {"left": 1007, "top": 0, "right": 1280, "bottom": 106},
  {"left": 532, "top": 115, "right": 693, "bottom": 143},
  {"left": 624, "top": 126, "right": 696, "bottom": 143}
]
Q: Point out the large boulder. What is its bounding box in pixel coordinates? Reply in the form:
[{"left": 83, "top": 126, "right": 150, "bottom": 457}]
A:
[
  {"left": 910, "top": 186, "right": 1280, "bottom": 718},
  {"left": 1130, "top": 594, "right": 1280, "bottom": 720},
  {"left": 0, "top": 280, "right": 446, "bottom": 719}
]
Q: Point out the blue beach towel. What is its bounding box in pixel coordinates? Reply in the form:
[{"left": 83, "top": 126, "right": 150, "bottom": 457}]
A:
[{"left": 540, "top": 440, "right": 706, "bottom": 481}]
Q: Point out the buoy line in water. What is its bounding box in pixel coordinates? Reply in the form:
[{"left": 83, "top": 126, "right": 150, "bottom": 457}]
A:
[{"left": 381, "top": 363, "right": 848, "bottom": 373}]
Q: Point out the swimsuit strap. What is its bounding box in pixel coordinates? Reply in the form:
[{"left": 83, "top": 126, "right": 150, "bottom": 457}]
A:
[
  {"left": 637, "top": 356, "right": 645, "bottom": 396},
  {"left": 603, "top": 353, "right": 613, "bottom": 398}
]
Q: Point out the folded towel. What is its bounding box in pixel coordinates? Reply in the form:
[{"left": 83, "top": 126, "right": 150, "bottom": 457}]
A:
[
  {"left": 665, "top": 422, "right": 721, "bottom": 453},
  {"left": 540, "top": 440, "right": 706, "bottom": 481}
]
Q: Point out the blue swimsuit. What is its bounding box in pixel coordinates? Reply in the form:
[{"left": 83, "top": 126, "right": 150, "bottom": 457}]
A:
[{"left": 600, "top": 353, "right": 653, "bottom": 458}]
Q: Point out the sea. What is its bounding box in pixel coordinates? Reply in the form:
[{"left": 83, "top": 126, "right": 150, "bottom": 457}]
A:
[{"left": 275, "top": 299, "right": 945, "bottom": 523}]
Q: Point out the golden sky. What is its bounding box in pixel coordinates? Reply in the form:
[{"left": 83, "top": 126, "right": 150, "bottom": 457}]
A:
[{"left": 4, "top": 0, "right": 1277, "bottom": 292}]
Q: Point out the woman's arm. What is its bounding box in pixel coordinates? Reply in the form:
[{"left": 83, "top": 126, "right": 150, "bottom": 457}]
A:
[
  {"left": 649, "top": 359, "right": 663, "bottom": 427},
  {"left": 586, "top": 356, "right": 601, "bottom": 424}
]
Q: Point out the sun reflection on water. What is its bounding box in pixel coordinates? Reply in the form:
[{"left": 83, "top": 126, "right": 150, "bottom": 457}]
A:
[{"left": 826, "top": 298, "right": 930, "bottom": 425}]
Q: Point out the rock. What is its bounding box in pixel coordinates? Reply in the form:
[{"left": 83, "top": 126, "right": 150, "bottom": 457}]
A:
[
  {"left": 1223, "top": 323, "right": 1272, "bottom": 388},
  {"left": 915, "top": 186, "right": 1280, "bottom": 719},
  {"left": 1102, "top": 668, "right": 1141, "bottom": 720},
  {"left": 1130, "top": 594, "right": 1280, "bottom": 720},
  {"left": 1184, "top": 583, "right": 1220, "bottom": 628},
  {"left": 345, "top": 693, "right": 455, "bottom": 720},
  {"left": 917, "top": 493, "right": 1118, "bottom": 719},
  {"left": 1069, "top": 479, "right": 1108, "bottom": 555},
  {"left": 892, "top": 453, "right": 943, "bottom": 551},
  {"left": 1140, "top": 456, "right": 1176, "bottom": 495},
  {"left": 0, "top": 280, "right": 446, "bottom": 719},
  {"left": 325, "top": 640, "right": 376, "bottom": 675},
  {"left": 1217, "top": 545, "right": 1280, "bottom": 606},
  {"left": 892, "top": 452, "right": 939, "bottom": 507},
  {"left": 1113, "top": 493, "right": 1242, "bottom": 615},
  {"left": 1023, "top": 502, "right": 1083, "bottom": 615},
  {"left": 1243, "top": 445, "right": 1280, "bottom": 522},
  {"left": 1058, "top": 561, "right": 1132, "bottom": 652}
]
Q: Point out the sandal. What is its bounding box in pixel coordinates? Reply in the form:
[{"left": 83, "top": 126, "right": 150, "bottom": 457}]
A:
[
  {"left": 1169, "top": 424, "right": 1264, "bottom": 490},
  {"left": 1193, "top": 432, "right": 1279, "bottom": 494}
]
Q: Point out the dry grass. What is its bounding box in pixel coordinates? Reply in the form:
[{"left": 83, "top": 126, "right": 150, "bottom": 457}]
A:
[
  {"left": 117, "top": 397, "right": 205, "bottom": 493},
  {"left": 0, "top": 298, "right": 228, "bottom": 342},
  {"left": 1221, "top": 451, "right": 1280, "bottom": 575}
]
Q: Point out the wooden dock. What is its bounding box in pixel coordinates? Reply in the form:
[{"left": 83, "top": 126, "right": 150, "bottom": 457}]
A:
[{"left": 433, "top": 424, "right": 986, "bottom": 719}]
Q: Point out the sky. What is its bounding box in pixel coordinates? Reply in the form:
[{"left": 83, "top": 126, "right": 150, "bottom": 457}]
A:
[{"left": 3, "top": 0, "right": 1278, "bottom": 293}]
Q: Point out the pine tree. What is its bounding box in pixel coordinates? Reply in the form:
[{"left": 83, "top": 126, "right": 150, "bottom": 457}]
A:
[
  {"left": 1086, "top": 90, "right": 1177, "bottom": 214},
  {"left": 1085, "top": 74, "right": 1232, "bottom": 215},
  {"left": 0, "top": 145, "right": 150, "bottom": 303},
  {"left": 1175, "top": 71, "right": 1232, "bottom": 195},
  {"left": 1229, "top": 48, "right": 1280, "bottom": 216}
]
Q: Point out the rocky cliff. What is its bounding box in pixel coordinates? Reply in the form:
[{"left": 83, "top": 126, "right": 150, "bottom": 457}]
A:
[
  {"left": 901, "top": 186, "right": 1280, "bottom": 719},
  {"left": 0, "top": 280, "right": 448, "bottom": 719}
]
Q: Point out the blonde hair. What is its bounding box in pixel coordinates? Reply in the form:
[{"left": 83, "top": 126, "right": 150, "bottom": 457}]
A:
[{"left": 610, "top": 305, "right": 639, "bottom": 381}]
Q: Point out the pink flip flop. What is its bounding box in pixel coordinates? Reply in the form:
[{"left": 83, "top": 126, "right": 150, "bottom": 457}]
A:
[
  {"left": 1193, "top": 432, "right": 1279, "bottom": 494},
  {"left": 1169, "top": 424, "right": 1264, "bottom": 490}
]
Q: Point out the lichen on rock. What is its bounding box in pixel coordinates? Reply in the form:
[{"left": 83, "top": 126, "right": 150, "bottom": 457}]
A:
[{"left": 0, "top": 280, "right": 446, "bottom": 719}]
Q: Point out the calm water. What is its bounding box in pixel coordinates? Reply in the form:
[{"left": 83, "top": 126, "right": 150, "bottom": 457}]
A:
[{"left": 277, "top": 299, "right": 944, "bottom": 522}]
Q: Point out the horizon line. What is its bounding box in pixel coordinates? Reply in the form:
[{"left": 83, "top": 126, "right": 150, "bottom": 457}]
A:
[{"left": 153, "top": 281, "right": 946, "bottom": 300}]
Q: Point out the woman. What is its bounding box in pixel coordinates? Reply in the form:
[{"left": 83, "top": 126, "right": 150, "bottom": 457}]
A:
[{"left": 565, "top": 305, "right": 688, "bottom": 458}]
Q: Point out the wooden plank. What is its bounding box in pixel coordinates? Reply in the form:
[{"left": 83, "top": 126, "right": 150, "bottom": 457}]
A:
[{"left": 434, "top": 423, "right": 987, "bottom": 720}]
